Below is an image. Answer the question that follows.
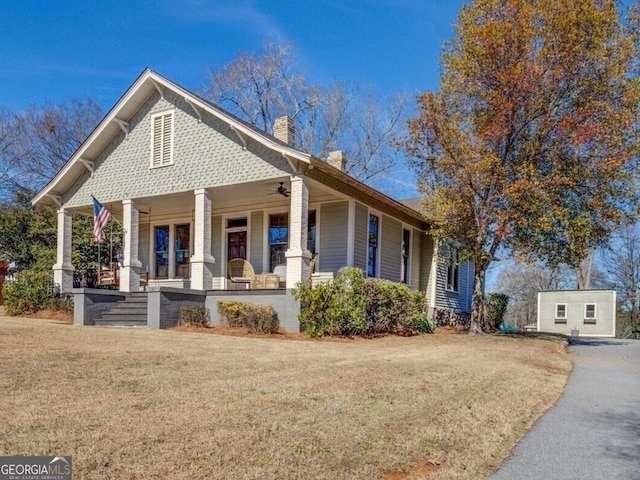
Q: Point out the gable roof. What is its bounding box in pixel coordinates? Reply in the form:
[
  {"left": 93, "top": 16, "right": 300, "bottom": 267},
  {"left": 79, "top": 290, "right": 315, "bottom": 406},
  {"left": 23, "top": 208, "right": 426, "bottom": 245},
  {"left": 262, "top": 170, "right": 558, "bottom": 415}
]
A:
[{"left": 32, "top": 69, "right": 427, "bottom": 228}]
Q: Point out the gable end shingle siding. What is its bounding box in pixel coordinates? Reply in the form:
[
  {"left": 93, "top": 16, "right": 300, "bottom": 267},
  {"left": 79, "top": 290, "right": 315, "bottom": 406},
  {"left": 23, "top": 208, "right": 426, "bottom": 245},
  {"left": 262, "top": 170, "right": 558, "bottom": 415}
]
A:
[{"left": 63, "top": 91, "right": 292, "bottom": 208}]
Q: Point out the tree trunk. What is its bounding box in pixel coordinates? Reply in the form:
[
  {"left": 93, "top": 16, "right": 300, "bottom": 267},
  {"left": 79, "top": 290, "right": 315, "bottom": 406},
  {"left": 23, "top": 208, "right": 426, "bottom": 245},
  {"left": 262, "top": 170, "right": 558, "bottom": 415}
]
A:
[
  {"left": 469, "top": 266, "right": 486, "bottom": 335},
  {"left": 575, "top": 249, "right": 595, "bottom": 290}
]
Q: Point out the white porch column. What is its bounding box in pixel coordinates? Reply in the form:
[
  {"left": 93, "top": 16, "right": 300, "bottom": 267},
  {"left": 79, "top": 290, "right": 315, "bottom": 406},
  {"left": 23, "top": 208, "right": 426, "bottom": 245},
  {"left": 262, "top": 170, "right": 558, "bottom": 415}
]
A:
[
  {"left": 53, "top": 208, "right": 74, "bottom": 294},
  {"left": 285, "top": 175, "right": 312, "bottom": 288},
  {"left": 190, "top": 188, "right": 215, "bottom": 290},
  {"left": 120, "top": 199, "right": 142, "bottom": 292}
]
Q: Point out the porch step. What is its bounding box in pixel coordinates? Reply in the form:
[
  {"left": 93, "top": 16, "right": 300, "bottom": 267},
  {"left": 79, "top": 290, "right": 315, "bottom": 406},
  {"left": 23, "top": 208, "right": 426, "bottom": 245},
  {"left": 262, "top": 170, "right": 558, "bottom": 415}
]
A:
[{"left": 94, "top": 293, "right": 148, "bottom": 327}]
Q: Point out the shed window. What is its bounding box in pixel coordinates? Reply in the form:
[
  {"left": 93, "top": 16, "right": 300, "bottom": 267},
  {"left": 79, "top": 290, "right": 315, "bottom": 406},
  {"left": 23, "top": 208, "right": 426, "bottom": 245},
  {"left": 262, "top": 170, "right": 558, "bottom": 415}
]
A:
[
  {"left": 151, "top": 111, "right": 174, "bottom": 168},
  {"left": 584, "top": 303, "right": 597, "bottom": 324},
  {"left": 555, "top": 303, "right": 567, "bottom": 324}
]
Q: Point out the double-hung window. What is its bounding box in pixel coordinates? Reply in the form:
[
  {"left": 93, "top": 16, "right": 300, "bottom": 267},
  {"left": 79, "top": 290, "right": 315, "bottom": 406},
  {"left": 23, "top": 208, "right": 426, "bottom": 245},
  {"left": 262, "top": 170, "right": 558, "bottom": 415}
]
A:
[
  {"left": 269, "top": 213, "right": 289, "bottom": 272},
  {"left": 555, "top": 303, "right": 567, "bottom": 324},
  {"left": 584, "top": 303, "right": 597, "bottom": 324}
]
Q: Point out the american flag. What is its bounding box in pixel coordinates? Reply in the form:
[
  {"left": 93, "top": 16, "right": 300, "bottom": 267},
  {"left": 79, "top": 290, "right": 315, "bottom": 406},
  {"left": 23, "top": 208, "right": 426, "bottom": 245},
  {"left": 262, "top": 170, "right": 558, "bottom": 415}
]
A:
[{"left": 92, "top": 197, "right": 112, "bottom": 243}]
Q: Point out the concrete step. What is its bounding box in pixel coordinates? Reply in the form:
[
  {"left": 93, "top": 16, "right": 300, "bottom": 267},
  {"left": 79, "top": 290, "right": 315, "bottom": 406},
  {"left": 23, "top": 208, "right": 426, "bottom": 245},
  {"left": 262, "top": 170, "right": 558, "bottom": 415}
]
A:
[
  {"left": 101, "top": 312, "right": 147, "bottom": 321},
  {"left": 94, "top": 293, "right": 148, "bottom": 327},
  {"left": 94, "top": 318, "right": 147, "bottom": 327}
]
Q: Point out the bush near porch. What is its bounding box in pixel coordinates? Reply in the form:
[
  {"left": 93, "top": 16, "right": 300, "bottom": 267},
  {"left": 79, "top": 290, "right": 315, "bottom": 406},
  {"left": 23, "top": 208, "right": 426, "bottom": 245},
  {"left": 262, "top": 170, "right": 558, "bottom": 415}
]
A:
[
  {"left": 217, "top": 300, "right": 280, "bottom": 334},
  {"left": 3, "top": 270, "right": 73, "bottom": 316},
  {"left": 294, "top": 267, "right": 433, "bottom": 337}
]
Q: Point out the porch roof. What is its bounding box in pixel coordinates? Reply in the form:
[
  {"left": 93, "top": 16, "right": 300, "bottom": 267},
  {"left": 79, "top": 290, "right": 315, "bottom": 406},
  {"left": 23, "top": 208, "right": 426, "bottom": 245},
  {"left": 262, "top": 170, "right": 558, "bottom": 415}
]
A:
[{"left": 31, "top": 69, "right": 428, "bottom": 229}]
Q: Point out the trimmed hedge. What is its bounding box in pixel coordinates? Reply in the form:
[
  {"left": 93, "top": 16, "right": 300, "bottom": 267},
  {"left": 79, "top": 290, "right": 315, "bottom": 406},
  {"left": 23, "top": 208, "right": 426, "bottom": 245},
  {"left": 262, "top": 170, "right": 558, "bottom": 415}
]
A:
[
  {"left": 217, "top": 300, "right": 279, "bottom": 334},
  {"left": 293, "top": 267, "right": 433, "bottom": 337}
]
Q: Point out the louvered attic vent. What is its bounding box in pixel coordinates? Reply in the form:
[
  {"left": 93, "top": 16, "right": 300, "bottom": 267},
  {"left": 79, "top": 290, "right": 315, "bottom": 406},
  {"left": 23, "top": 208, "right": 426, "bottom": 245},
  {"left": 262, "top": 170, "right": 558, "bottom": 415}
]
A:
[{"left": 151, "top": 111, "right": 174, "bottom": 168}]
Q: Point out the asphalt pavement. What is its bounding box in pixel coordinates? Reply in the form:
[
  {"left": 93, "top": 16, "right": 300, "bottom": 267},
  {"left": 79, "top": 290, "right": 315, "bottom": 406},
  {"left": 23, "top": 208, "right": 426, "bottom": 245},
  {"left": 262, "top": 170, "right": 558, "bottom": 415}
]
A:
[{"left": 488, "top": 337, "right": 640, "bottom": 480}]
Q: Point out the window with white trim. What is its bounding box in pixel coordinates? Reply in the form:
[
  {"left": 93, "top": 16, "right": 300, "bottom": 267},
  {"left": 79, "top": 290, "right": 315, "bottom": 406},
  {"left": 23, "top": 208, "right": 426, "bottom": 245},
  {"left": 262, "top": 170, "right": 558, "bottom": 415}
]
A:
[
  {"left": 151, "top": 111, "right": 174, "bottom": 168},
  {"left": 584, "top": 303, "right": 597, "bottom": 324},
  {"left": 555, "top": 303, "right": 567, "bottom": 324}
]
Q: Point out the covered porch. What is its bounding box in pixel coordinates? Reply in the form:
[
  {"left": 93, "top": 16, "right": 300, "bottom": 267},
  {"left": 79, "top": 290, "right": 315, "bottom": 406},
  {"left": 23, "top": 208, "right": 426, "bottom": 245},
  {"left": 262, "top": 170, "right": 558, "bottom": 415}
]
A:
[{"left": 54, "top": 174, "right": 339, "bottom": 295}]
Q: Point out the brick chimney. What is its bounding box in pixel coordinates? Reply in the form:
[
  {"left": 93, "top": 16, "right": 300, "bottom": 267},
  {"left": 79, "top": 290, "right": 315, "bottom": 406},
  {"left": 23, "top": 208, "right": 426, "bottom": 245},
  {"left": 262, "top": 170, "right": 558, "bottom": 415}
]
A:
[
  {"left": 327, "top": 150, "right": 347, "bottom": 171},
  {"left": 273, "top": 116, "right": 294, "bottom": 145}
]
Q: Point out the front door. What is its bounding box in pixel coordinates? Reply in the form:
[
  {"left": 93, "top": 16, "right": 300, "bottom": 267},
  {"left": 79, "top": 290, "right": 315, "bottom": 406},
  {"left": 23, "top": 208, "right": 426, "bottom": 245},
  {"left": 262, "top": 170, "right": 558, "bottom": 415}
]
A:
[{"left": 227, "top": 231, "right": 247, "bottom": 261}]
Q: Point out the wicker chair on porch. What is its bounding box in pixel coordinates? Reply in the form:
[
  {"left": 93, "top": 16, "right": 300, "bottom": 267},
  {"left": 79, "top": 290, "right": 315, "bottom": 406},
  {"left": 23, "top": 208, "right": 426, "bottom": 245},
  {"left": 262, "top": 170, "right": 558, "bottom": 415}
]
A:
[{"left": 228, "top": 258, "right": 256, "bottom": 289}]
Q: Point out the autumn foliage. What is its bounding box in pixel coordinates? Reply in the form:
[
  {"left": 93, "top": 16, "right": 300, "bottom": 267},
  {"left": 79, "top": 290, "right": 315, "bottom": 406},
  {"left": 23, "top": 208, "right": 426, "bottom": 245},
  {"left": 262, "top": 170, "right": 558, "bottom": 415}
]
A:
[{"left": 404, "top": 0, "right": 640, "bottom": 333}]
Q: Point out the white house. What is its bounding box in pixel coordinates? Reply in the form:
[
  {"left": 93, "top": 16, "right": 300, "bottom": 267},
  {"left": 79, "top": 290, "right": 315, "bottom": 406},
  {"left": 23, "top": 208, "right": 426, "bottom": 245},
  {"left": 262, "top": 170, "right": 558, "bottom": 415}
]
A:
[
  {"left": 537, "top": 290, "right": 617, "bottom": 337},
  {"left": 32, "top": 69, "right": 473, "bottom": 331}
]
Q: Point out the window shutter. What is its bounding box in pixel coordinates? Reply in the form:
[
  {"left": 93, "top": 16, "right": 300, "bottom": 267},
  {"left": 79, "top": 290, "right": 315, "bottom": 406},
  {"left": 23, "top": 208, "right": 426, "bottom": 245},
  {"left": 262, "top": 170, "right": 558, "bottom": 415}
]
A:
[
  {"left": 151, "top": 112, "right": 173, "bottom": 168},
  {"left": 162, "top": 113, "right": 172, "bottom": 166},
  {"left": 152, "top": 116, "right": 163, "bottom": 167}
]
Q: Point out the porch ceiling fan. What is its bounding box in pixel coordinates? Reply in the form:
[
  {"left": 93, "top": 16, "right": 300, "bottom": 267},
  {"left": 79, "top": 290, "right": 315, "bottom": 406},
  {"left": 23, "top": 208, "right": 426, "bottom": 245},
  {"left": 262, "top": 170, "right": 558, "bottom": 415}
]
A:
[{"left": 267, "top": 182, "right": 290, "bottom": 198}]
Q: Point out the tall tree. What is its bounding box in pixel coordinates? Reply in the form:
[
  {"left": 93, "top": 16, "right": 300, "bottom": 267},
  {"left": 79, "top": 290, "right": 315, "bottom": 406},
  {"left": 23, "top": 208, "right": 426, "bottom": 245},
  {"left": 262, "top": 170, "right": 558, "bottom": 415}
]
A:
[
  {"left": 0, "top": 98, "right": 102, "bottom": 201},
  {"left": 601, "top": 224, "right": 640, "bottom": 338},
  {"left": 201, "top": 40, "right": 408, "bottom": 185},
  {"left": 404, "top": 0, "right": 640, "bottom": 333}
]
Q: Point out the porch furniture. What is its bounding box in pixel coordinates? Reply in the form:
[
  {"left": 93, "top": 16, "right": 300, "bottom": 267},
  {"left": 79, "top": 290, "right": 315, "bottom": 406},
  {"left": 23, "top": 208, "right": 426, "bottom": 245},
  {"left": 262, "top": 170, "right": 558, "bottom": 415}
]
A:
[
  {"left": 98, "top": 265, "right": 150, "bottom": 290},
  {"left": 262, "top": 273, "right": 280, "bottom": 289},
  {"left": 140, "top": 271, "right": 149, "bottom": 290},
  {"left": 97, "top": 265, "right": 119, "bottom": 287},
  {"left": 228, "top": 258, "right": 255, "bottom": 289},
  {"left": 273, "top": 264, "right": 287, "bottom": 288}
]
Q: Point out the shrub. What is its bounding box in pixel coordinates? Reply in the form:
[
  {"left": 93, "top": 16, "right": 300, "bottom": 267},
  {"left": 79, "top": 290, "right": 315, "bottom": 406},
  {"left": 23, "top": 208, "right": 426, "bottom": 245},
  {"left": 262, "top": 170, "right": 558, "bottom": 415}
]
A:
[
  {"left": 294, "top": 267, "right": 368, "bottom": 337},
  {"left": 483, "top": 293, "right": 510, "bottom": 329},
  {"left": 244, "top": 304, "right": 279, "bottom": 334},
  {"left": 47, "top": 296, "right": 74, "bottom": 314},
  {"left": 294, "top": 267, "right": 433, "bottom": 337},
  {"left": 216, "top": 300, "right": 246, "bottom": 328},
  {"left": 3, "top": 270, "right": 55, "bottom": 316},
  {"left": 217, "top": 300, "right": 279, "bottom": 334},
  {"left": 179, "top": 306, "right": 210, "bottom": 327}
]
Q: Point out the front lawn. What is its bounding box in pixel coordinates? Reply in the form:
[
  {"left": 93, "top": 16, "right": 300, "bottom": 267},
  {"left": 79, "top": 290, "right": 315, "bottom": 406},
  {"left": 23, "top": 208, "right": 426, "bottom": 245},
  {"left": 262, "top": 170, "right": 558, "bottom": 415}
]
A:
[{"left": 0, "top": 317, "right": 571, "bottom": 479}]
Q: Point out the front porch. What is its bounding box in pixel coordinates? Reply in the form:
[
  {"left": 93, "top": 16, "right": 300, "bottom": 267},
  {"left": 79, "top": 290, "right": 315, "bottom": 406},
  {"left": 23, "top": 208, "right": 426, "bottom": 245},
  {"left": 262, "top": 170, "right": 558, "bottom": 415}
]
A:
[
  {"left": 74, "top": 286, "right": 302, "bottom": 332},
  {"left": 55, "top": 174, "right": 340, "bottom": 297}
]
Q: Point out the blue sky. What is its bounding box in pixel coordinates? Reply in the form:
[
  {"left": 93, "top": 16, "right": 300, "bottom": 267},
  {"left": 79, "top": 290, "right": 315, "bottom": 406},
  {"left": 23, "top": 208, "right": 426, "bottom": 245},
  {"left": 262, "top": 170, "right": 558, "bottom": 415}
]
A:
[{"left": 1, "top": 1, "right": 464, "bottom": 111}]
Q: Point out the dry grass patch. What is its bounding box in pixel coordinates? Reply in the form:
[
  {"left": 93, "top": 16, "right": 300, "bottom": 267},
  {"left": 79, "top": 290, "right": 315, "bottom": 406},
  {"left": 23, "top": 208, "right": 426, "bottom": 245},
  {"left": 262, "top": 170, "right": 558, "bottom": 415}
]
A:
[{"left": 0, "top": 316, "right": 571, "bottom": 479}]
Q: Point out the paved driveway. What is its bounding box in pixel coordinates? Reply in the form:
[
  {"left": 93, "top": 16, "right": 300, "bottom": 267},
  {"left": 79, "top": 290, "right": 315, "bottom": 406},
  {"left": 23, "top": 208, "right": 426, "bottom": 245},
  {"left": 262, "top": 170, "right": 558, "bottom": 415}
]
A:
[{"left": 488, "top": 337, "right": 640, "bottom": 480}]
